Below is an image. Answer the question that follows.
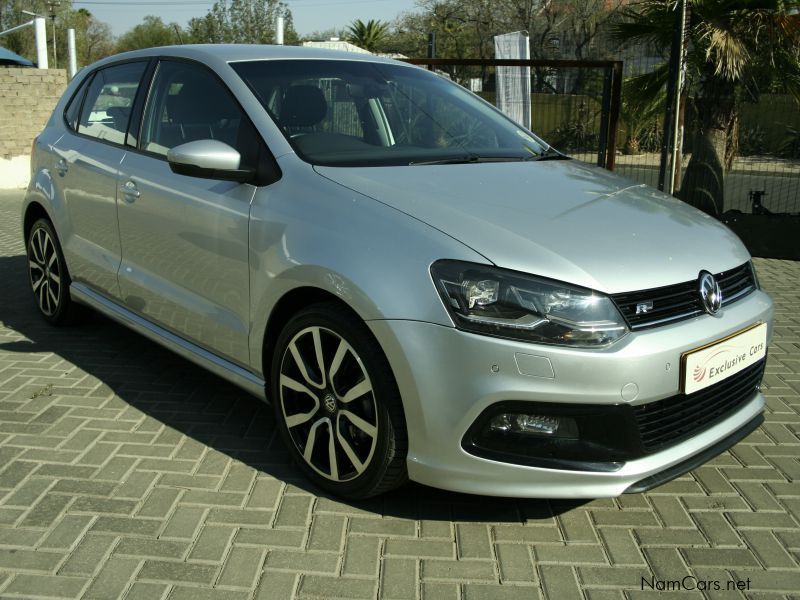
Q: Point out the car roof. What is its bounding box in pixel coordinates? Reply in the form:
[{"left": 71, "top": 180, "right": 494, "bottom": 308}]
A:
[{"left": 90, "top": 44, "right": 406, "bottom": 70}]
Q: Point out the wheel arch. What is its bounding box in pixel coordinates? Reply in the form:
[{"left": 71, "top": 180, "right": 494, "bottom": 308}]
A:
[
  {"left": 22, "top": 201, "right": 53, "bottom": 244},
  {"left": 260, "top": 285, "right": 365, "bottom": 385}
]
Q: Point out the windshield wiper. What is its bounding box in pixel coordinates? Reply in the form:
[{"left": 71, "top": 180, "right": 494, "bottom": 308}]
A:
[
  {"left": 410, "top": 155, "right": 531, "bottom": 166},
  {"left": 410, "top": 148, "right": 569, "bottom": 166},
  {"left": 524, "top": 147, "right": 570, "bottom": 161}
]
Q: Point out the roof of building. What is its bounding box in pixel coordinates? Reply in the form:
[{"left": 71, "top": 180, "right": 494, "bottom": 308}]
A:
[
  {"left": 301, "top": 40, "right": 371, "bottom": 54},
  {"left": 0, "top": 47, "right": 34, "bottom": 67}
]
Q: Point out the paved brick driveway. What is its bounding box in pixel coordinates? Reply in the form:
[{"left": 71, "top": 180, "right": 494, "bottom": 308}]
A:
[{"left": 1, "top": 189, "right": 799, "bottom": 599}]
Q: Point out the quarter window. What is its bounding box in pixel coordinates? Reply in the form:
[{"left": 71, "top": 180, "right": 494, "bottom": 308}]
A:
[
  {"left": 77, "top": 62, "right": 147, "bottom": 145},
  {"left": 64, "top": 75, "right": 91, "bottom": 131}
]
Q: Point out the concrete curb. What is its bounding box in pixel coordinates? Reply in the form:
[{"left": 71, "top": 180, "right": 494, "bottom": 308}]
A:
[{"left": 0, "top": 155, "right": 30, "bottom": 190}]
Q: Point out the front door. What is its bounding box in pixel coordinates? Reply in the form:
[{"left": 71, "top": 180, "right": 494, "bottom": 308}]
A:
[{"left": 116, "top": 60, "right": 257, "bottom": 366}]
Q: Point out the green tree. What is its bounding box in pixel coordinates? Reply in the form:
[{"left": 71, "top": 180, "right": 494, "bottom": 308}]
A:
[
  {"left": 394, "top": 1, "right": 625, "bottom": 61},
  {"left": 67, "top": 8, "right": 114, "bottom": 64},
  {"left": 613, "top": 0, "right": 800, "bottom": 216},
  {"left": 346, "top": 18, "right": 389, "bottom": 52},
  {"left": 186, "top": 0, "right": 297, "bottom": 44},
  {"left": 1, "top": 1, "right": 114, "bottom": 68},
  {"left": 115, "top": 16, "right": 183, "bottom": 53},
  {"left": 301, "top": 26, "right": 347, "bottom": 42},
  {"left": 619, "top": 69, "right": 667, "bottom": 154}
]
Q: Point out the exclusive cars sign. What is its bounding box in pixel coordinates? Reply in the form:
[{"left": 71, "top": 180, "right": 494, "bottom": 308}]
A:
[{"left": 682, "top": 322, "right": 768, "bottom": 394}]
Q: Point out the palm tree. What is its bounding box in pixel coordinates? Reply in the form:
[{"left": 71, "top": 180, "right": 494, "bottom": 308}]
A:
[
  {"left": 620, "top": 71, "right": 668, "bottom": 154},
  {"left": 346, "top": 18, "right": 390, "bottom": 52},
  {"left": 613, "top": 1, "right": 800, "bottom": 216}
]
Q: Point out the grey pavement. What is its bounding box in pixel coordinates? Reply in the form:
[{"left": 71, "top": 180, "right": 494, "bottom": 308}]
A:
[{"left": 0, "top": 188, "right": 799, "bottom": 599}]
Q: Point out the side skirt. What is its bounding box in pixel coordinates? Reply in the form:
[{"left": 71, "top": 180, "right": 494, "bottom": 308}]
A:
[{"left": 70, "top": 282, "right": 267, "bottom": 401}]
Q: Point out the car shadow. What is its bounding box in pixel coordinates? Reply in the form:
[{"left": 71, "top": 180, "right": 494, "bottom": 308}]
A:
[{"left": 0, "top": 254, "right": 587, "bottom": 522}]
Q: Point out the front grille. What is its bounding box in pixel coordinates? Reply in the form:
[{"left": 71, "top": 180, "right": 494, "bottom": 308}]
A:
[
  {"left": 612, "top": 262, "right": 756, "bottom": 331},
  {"left": 633, "top": 359, "right": 765, "bottom": 454}
]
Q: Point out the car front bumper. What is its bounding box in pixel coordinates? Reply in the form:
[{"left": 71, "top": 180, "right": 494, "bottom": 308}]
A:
[{"left": 367, "top": 289, "right": 773, "bottom": 498}]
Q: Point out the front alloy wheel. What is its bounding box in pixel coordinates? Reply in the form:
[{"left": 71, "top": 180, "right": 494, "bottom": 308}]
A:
[{"left": 272, "top": 303, "right": 407, "bottom": 498}]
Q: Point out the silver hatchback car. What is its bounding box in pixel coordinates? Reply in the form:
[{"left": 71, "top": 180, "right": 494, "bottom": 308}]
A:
[{"left": 24, "top": 45, "right": 773, "bottom": 499}]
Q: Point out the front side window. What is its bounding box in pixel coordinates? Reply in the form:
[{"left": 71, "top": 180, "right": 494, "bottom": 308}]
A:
[
  {"left": 232, "top": 59, "right": 549, "bottom": 167},
  {"left": 140, "top": 60, "right": 257, "bottom": 163},
  {"left": 77, "top": 62, "right": 147, "bottom": 145}
]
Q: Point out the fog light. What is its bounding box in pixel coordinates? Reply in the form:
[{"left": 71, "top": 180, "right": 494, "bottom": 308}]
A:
[{"left": 488, "top": 413, "right": 579, "bottom": 439}]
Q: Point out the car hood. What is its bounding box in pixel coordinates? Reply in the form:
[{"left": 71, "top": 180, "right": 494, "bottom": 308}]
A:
[{"left": 314, "top": 160, "right": 750, "bottom": 294}]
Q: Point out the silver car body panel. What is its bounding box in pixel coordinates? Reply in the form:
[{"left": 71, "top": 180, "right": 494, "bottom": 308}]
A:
[
  {"left": 70, "top": 282, "right": 266, "bottom": 398},
  {"left": 50, "top": 135, "right": 126, "bottom": 298},
  {"left": 315, "top": 160, "right": 752, "bottom": 293},
  {"left": 116, "top": 151, "right": 254, "bottom": 366},
  {"left": 23, "top": 44, "right": 774, "bottom": 498},
  {"left": 167, "top": 140, "right": 243, "bottom": 171},
  {"left": 246, "top": 156, "right": 487, "bottom": 373},
  {"left": 367, "top": 288, "right": 772, "bottom": 497}
]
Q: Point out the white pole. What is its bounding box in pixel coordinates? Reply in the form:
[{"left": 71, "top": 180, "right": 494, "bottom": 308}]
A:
[
  {"left": 666, "top": 0, "right": 688, "bottom": 195},
  {"left": 67, "top": 28, "right": 77, "bottom": 78},
  {"left": 276, "top": 16, "right": 284, "bottom": 45},
  {"left": 35, "top": 17, "right": 48, "bottom": 69},
  {"left": 0, "top": 19, "right": 34, "bottom": 36}
]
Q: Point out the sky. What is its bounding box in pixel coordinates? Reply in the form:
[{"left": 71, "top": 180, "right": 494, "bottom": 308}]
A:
[{"left": 70, "top": 0, "right": 420, "bottom": 37}]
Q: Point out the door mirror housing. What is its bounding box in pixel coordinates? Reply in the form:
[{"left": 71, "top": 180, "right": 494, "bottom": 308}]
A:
[{"left": 167, "top": 139, "right": 256, "bottom": 183}]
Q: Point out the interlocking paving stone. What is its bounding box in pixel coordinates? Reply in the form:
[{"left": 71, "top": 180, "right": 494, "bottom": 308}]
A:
[
  {"left": 1, "top": 190, "right": 799, "bottom": 597},
  {"left": 138, "top": 559, "right": 219, "bottom": 584},
  {"left": 217, "top": 545, "right": 265, "bottom": 588},
  {"left": 264, "top": 549, "right": 340, "bottom": 573},
  {"left": 306, "top": 513, "right": 346, "bottom": 552},
  {"left": 342, "top": 535, "right": 382, "bottom": 576},
  {"left": 463, "top": 584, "right": 542, "bottom": 600},
  {"left": 189, "top": 524, "right": 237, "bottom": 562},
  {"left": 297, "top": 574, "right": 375, "bottom": 599},
  {"left": 380, "top": 556, "right": 417, "bottom": 599},
  {"left": 4, "top": 573, "right": 89, "bottom": 598}
]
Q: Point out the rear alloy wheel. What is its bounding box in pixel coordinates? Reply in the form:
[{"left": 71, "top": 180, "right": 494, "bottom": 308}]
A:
[
  {"left": 272, "top": 303, "right": 407, "bottom": 498},
  {"left": 27, "top": 218, "right": 77, "bottom": 324}
]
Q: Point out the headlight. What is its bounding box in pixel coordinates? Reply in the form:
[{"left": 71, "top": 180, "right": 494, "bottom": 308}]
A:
[{"left": 430, "top": 260, "right": 628, "bottom": 347}]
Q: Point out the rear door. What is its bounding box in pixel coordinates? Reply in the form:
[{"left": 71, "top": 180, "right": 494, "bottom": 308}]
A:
[
  {"left": 52, "top": 61, "right": 149, "bottom": 298},
  {"left": 116, "top": 59, "right": 258, "bottom": 366}
]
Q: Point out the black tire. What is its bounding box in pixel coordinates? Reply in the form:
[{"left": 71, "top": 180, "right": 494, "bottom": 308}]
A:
[
  {"left": 26, "top": 218, "right": 80, "bottom": 325},
  {"left": 271, "top": 302, "right": 408, "bottom": 498}
]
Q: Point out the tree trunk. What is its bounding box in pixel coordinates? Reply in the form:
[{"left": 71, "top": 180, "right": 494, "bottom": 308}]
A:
[
  {"left": 678, "top": 76, "right": 735, "bottom": 217},
  {"left": 679, "top": 126, "right": 727, "bottom": 216},
  {"left": 623, "top": 136, "right": 640, "bottom": 155}
]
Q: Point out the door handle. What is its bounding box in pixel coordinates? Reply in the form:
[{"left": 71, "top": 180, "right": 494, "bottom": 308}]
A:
[
  {"left": 120, "top": 180, "right": 140, "bottom": 202},
  {"left": 56, "top": 159, "right": 68, "bottom": 176}
]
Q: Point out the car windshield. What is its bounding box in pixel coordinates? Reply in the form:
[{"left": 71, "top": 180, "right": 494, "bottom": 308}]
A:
[{"left": 231, "top": 59, "right": 551, "bottom": 167}]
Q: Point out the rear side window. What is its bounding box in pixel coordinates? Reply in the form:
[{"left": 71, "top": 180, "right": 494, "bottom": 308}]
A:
[{"left": 77, "top": 62, "right": 147, "bottom": 146}]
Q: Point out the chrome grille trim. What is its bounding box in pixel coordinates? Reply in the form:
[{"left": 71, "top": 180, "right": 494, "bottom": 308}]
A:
[{"left": 612, "top": 262, "right": 756, "bottom": 331}]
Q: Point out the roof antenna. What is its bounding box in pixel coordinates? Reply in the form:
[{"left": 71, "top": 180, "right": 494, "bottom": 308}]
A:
[{"left": 174, "top": 24, "right": 184, "bottom": 44}]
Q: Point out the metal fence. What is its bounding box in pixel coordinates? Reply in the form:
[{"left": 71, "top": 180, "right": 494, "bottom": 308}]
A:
[
  {"left": 404, "top": 58, "right": 623, "bottom": 171},
  {"left": 404, "top": 55, "right": 799, "bottom": 259},
  {"left": 617, "top": 50, "right": 800, "bottom": 218}
]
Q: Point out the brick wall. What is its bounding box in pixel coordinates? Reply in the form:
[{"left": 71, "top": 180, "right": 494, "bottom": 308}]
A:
[{"left": 0, "top": 68, "right": 67, "bottom": 159}]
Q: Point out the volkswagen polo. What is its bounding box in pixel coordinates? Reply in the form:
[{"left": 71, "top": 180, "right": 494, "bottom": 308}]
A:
[{"left": 23, "top": 45, "right": 773, "bottom": 499}]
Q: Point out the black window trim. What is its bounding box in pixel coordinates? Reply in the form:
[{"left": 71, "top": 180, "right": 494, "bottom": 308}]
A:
[
  {"left": 126, "top": 58, "right": 159, "bottom": 149},
  {"left": 128, "top": 55, "right": 282, "bottom": 187},
  {"left": 62, "top": 71, "right": 94, "bottom": 132},
  {"left": 61, "top": 57, "right": 154, "bottom": 152}
]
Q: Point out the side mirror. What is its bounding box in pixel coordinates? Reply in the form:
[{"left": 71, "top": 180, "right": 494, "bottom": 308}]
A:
[{"left": 167, "top": 139, "right": 256, "bottom": 183}]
